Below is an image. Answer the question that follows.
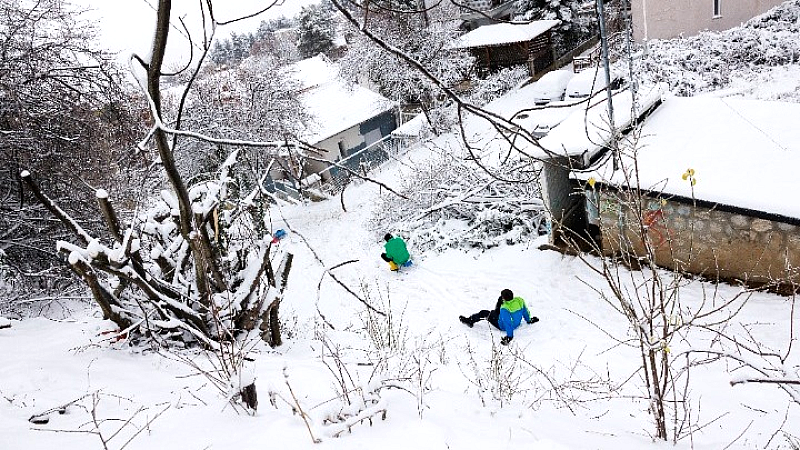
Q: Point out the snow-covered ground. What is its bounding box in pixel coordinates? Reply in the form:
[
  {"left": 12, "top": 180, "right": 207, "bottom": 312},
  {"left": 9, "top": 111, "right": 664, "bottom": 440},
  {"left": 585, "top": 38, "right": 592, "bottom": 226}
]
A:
[
  {"left": 3, "top": 3, "right": 800, "bottom": 446},
  {"left": 1, "top": 141, "right": 798, "bottom": 449}
]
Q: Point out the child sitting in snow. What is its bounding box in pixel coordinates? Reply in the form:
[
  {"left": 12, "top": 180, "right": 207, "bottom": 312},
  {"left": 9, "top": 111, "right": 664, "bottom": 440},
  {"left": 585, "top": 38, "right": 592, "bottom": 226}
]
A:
[
  {"left": 381, "top": 233, "right": 411, "bottom": 271},
  {"left": 459, "top": 289, "right": 538, "bottom": 345}
]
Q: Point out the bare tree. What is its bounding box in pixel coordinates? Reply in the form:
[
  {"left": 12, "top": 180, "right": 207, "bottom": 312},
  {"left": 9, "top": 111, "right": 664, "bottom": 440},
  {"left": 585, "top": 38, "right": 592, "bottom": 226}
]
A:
[
  {"left": 172, "top": 52, "right": 308, "bottom": 189},
  {"left": 19, "top": 0, "right": 303, "bottom": 409},
  {"left": 0, "top": 0, "right": 144, "bottom": 308}
]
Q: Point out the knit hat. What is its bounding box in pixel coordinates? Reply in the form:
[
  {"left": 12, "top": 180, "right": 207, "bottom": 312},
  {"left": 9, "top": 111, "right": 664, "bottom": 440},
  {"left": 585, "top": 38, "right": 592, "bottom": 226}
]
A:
[
  {"left": 384, "top": 233, "right": 393, "bottom": 242},
  {"left": 501, "top": 289, "right": 514, "bottom": 301}
]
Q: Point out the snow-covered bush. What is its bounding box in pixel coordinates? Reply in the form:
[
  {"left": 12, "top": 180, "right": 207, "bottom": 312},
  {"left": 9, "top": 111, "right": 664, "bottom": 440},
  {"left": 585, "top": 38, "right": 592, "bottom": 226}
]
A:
[
  {"left": 370, "top": 150, "right": 547, "bottom": 253},
  {"left": 636, "top": 0, "right": 800, "bottom": 96},
  {"left": 22, "top": 152, "right": 291, "bottom": 348},
  {"left": 356, "top": 281, "right": 407, "bottom": 353},
  {"left": 462, "top": 341, "right": 531, "bottom": 407},
  {"left": 466, "top": 66, "right": 530, "bottom": 106}
]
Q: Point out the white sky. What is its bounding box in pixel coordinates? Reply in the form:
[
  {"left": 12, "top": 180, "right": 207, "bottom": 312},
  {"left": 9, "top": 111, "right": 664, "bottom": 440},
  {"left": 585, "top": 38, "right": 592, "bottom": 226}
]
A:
[{"left": 72, "top": 0, "right": 320, "bottom": 67}]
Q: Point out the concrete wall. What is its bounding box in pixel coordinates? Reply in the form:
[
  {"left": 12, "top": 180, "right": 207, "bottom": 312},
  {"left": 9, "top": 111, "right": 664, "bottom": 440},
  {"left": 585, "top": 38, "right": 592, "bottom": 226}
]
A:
[
  {"left": 542, "top": 158, "right": 591, "bottom": 247},
  {"left": 598, "top": 191, "right": 800, "bottom": 286},
  {"left": 631, "top": 0, "right": 784, "bottom": 41},
  {"left": 308, "top": 127, "right": 364, "bottom": 179}
]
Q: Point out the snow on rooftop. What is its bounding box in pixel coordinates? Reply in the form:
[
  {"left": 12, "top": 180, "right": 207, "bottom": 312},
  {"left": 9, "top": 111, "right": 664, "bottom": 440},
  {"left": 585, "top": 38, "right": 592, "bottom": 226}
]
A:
[
  {"left": 533, "top": 83, "right": 665, "bottom": 160},
  {"left": 455, "top": 20, "right": 560, "bottom": 49},
  {"left": 287, "top": 56, "right": 396, "bottom": 144},
  {"left": 285, "top": 55, "right": 339, "bottom": 90},
  {"left": 576, "top": 96, "right": 800, "bottom": 219},
  {"left": 459, "top": 77, "right": 589, "bottom": 166},
  {"left": 483, "top": 79, "right": 581, "bottom": 132}
]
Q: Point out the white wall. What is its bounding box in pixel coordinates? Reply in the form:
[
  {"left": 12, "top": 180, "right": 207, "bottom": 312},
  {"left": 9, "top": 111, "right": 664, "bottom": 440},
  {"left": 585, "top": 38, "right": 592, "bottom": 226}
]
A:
[
  {"left": 306, "top": 126, "right": 365, "bottom": 180},
  {"left": 631, "top": 0, "right": 784, "bottom": 41}
]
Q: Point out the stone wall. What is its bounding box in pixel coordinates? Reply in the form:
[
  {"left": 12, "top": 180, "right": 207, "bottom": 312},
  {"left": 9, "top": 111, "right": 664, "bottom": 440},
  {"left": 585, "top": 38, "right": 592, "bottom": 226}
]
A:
[{"left": 598, "top": 191, "right": 800, "bottom": 286}]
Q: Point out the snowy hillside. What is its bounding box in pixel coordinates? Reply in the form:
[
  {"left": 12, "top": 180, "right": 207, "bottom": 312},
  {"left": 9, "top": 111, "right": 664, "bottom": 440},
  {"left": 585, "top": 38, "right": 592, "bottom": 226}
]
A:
[
  {"left": 2, "top": 2, "right": 800, "bottom": 449},
  {"left": 2, "top": 142, "right": 798, "bottom": 449}
]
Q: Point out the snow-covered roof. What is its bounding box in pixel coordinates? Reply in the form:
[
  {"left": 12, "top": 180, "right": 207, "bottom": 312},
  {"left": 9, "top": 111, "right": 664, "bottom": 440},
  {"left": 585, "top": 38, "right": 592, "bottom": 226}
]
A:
[
  {"left": 483, "top": 79, "right": 580, "bottom": 134},
  {"left": 455, "top": 20, "right": 560, "bottom": 49},
  {"left": 287, "top": 56, "right": 397, "bottom": 144},
  {"left": 576, "top": 96, "right": 800, "bottom": 219},
  {"left": 529, "top": 69, "right": 576, "bottom": 103},
  {"left": 287, "top": 55, "right": 339, "bottom": 90},
  {"left": 533, "top": 83, "right": 666, "bottom": 159}
]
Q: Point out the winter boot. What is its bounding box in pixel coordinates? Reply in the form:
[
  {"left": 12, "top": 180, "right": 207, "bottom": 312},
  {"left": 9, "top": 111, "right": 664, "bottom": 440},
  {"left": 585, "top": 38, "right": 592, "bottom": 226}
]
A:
[{"left": 459, "top": 315, "right": 473, "bottom": 328}]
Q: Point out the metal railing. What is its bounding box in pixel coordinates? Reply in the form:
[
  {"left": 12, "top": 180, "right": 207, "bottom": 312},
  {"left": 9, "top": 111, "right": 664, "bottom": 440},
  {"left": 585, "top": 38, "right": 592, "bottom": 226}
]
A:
[
  {"left": 268, "top": 129, "right": 424, "bottom": 200},
  {"left": 319, "top": 134, "right": 400, "bottom": 195}
]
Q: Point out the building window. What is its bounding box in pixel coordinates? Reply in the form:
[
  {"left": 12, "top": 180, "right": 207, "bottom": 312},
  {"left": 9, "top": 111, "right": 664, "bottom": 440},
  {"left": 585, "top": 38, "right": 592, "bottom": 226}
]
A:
[
  {"left": 337, "top": 140, "right": 347, "bottom": 157},
  {"left": 713, "top": 0, "right": 721, "bottom": 17}
]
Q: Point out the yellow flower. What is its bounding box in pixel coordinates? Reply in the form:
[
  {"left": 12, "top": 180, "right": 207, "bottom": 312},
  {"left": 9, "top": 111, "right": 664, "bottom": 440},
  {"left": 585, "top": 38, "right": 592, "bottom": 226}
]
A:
[{"left": 587, "top": 177, "right": 596, "bottom": 188}]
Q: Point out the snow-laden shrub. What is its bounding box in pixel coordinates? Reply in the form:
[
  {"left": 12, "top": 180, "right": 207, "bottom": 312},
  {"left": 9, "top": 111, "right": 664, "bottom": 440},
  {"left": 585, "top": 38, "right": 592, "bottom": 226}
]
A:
[
  {"left": 635, "top": 0, "right": 800, "bottom": 96},
  {"left": 25, "top": 150, "right": 292, "bottom": 348},
  {"left": 467, "top": 66, "right": 530, "bottom": 106},
  {"left": 370, "top": 150, "right": 547, "bottom": 253}
]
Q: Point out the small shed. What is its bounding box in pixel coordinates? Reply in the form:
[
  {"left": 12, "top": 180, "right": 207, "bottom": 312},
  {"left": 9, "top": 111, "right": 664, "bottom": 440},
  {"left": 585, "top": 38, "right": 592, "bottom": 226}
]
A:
[
  {"left": 529, "top": 83, "right": 664, "bottom": 250},
  {"left": 536, "top": 89, "right": 800, "bottom": 289},
  {"left": 573, "top": 96, "right": 800, "bottom": 288},
  {"left": 454, "top": 20, "right": 560, "bottom": 77}
]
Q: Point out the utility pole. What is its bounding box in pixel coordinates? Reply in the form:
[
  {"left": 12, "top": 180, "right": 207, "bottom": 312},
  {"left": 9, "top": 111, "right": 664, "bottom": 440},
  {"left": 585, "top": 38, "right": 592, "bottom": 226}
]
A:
[
  {"left": 624, "top": 0, "right": 638, "bottom": 115},
  {"left": 596, "top": 0, "right": 618, "bottom": 169}
]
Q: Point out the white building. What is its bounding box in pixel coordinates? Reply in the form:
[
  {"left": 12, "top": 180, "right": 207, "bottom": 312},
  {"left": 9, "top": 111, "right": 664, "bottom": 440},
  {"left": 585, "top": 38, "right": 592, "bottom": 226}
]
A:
[{"left": 631, "top": 0, "right": 785, "bottom": 41}]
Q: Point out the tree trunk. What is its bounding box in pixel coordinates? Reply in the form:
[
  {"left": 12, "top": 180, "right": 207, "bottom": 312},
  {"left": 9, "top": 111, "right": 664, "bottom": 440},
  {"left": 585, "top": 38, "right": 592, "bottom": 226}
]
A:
[
  {"left": 241, "top": 382, "right": 258, "bottom": 411},
  {"left": 259, "top": 253, "right": 293, "bottom": 347}
]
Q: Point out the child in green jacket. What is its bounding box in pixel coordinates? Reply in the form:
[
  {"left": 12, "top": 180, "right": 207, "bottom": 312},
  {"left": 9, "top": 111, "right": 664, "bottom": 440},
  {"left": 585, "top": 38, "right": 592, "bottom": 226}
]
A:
[{"left": 381, "top": 233, "right": 411, "bottom": 271}]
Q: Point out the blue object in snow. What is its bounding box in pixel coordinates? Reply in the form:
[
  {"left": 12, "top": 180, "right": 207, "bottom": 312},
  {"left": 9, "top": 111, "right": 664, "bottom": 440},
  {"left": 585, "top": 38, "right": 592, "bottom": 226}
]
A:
[{"left": 274, "top": 229, "right": 287, "bottom": 239}]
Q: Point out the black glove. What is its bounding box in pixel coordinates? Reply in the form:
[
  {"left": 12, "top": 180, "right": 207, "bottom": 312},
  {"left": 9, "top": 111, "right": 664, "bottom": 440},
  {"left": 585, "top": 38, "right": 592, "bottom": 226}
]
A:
[
  {"left": 528, "top": 316, "right": 539, "bottom": 324},
  {"left": 500, "top": 336, "right": 512, "bottom": 346}
]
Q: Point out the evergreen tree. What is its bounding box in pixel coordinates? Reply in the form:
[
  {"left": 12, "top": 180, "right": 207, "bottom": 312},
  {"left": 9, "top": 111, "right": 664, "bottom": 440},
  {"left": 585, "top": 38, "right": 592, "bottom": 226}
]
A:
[
  {"left": 256, "top": 16, "right": 294, "bottom": 39},
  {"left": 296, "top": 3, "right": 336, "bottom": 58},
  {"left": 514, "top": 0, "right": 596, "bottom": 55},
  {"left": 210, "top": 32, "right": 257, "bottom": 66}
]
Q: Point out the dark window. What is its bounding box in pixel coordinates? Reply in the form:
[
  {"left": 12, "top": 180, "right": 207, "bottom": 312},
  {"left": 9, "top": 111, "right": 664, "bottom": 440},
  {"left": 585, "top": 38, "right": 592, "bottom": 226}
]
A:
[
  {"left": 713, "top": 0, "right": 721, "bottom": 16},
  {"left": 337, "top": 140, "right": 346, "bottom": 157}
]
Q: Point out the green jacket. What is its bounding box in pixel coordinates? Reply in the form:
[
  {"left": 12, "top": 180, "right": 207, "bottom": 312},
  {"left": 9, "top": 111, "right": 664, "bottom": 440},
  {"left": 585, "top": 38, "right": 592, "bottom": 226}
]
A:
[{"left": 384, "top": 237, "right": 410, "bottom": 264}]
